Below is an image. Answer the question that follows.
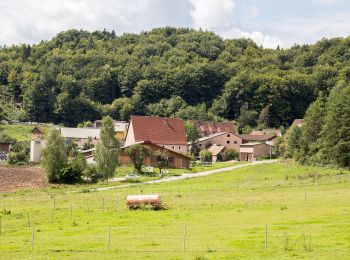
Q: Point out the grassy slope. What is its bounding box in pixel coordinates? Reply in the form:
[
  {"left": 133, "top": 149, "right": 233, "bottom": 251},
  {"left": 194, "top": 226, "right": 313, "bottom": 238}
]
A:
[
  {"left": 0, "top": 125, "right": 50, "bottom": 141},
  {"left": 1, "top": 162, "right": 350, "bottom": 259}
]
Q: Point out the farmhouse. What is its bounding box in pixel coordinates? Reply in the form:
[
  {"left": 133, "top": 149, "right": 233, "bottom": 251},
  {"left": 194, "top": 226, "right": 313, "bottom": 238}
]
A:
[
  {"left": 93, "top": 120, "right": 129, "bottom": 140},
  {"left": 196, "top": 131, "right": 243, "bottom": 152},
  {"left": 120, "top": 141, "right": 190, "bottom": 169},
  {"left": 193, "top": 120, "right": 236, "bottom": 137},
  {"left": 239, "top": 142, "right": 272, "bottom": 161},
  {"left": 239, "top": 133, "right": 276, "bottom": 144},
  {"left": 59, "top": 127, "right": 100, "bottom": 148},
  {"left": 124, "top": 115, "right": 188, "bottom": 154}
]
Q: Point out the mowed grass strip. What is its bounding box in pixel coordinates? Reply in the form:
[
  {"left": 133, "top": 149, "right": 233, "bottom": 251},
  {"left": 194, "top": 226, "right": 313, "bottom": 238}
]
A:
[{"left": 0, "top": 162, "right": 350, "bottom": 259}]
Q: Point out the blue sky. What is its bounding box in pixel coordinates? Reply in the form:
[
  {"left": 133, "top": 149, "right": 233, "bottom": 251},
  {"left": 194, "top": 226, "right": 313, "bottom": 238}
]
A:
[{"left": 1, "top": 0, "right": 350, "bottom": 48}]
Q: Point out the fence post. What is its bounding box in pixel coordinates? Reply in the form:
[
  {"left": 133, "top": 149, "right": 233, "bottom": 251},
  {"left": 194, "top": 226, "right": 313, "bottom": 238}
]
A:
[
  {"left": 27, "top": 212, "right": 30, "bottom": 229},
  {"left": 183, "top": 224, "right": 187, "bottom": 251},
  {"left": 103, "top": 198, "right": 105, "bottom": 212},
  {"left": 304, "top": 191, "right": 307, "bottom": 206},
  {"left": 107, "top": 226, "right": 111, "bottom": 250},
  {"left": 53, "top": 196, "right": 56, "bottom": 211},
  {"left": 265, "top": 224, "right": 268, "bottom": 248},
  {"left": 70, "top": 204, "right": 73, "bottom": 223},
  {"left": 32, "top": 226, "right": 35, "bottom": 250},
  {"left": 0, "top": 216, "right": 2, "bottom": 236},
  {"left": 87, "top": 200, "right": 90, "bottom": 214},
  {"left": 115, "top": 196, "right": 118, "bottom": 211},
  {"left": 51, "top": 209, "right": 54, "bottom": 224}
]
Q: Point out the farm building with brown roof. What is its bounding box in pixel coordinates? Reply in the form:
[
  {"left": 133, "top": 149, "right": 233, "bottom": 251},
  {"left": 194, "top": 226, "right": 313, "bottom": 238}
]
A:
[
  {"left": 120, "top": 141, "right": 190, "bottom": 169},
  {"left": 124, "top": 116, "right": 188, "bottom": 154},
  {"left": 193, "top": 120, "right": 236, "bottom": 137}
]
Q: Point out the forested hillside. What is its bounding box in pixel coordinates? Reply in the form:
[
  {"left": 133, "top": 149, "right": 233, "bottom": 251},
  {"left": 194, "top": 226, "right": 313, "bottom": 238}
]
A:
[{"left": 1, "top": 27, "right": 350, "bottom": 128}]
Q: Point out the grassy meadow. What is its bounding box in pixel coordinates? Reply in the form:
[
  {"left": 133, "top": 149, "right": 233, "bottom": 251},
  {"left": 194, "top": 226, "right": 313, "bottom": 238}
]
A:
[
  {"left": 0, "top": 161, "right": 350, "bottom": 259},
  {"left": 0, "top": 124, "right": 50, "bottom": 141}
]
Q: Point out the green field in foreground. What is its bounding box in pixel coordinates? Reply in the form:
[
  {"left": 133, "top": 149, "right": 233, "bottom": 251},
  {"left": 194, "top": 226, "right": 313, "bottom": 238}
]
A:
[{"left": 1, "top": 162, "right": 350, "bottom": 259}]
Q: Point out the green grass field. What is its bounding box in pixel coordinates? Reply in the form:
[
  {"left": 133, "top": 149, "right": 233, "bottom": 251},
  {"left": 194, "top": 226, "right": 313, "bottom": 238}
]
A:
[
  {"left": 0, "top": 124, "right": 50, "bottom": 141},
  {"left": 1, "top": 161, "right": 350, "bottom": 259}
]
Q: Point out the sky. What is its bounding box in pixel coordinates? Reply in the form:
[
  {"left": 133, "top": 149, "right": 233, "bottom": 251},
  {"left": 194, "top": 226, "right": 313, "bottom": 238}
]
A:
[{"left": 1, "top": 0, "right": 350, "bottom": 48}]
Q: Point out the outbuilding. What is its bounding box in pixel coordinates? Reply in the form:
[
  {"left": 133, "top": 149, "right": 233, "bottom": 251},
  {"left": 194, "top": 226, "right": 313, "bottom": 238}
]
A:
[
  {"left": 239, "top": 142, "right": 272, "bottom": 161},
  {"left": 120, "top": 141, "right": 190, "bottom": 169}
]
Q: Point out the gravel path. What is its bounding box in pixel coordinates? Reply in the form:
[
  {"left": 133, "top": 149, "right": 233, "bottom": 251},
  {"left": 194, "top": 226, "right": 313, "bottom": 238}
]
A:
[{"left": 93, "top": 159, "right": 278, "bottom": 192}]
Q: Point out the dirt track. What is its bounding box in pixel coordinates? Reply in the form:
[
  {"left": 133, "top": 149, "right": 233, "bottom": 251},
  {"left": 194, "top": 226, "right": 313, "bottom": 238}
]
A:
[{"left": 0, "top": 166, "right": 48, "bottom": 192}]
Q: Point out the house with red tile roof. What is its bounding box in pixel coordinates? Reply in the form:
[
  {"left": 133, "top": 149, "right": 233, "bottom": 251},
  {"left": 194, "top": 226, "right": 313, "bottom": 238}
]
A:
[
  {"left": 124, "top": 116, "right": 188, "bottom": 155},
  {"left": 192, "top": 120, "right": 236, "bottom": 137}
]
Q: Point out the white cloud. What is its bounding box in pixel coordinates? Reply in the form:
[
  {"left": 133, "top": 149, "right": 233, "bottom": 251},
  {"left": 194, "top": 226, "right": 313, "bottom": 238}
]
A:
[
  {"left": 189, "top": 0, "right": 283, "bottom": 48},
  {"left": 273, "top": 11, "right": 350, "bottom": 46},
  {"left": 189, "top": 0, "right": 235, "bottom": 29}
]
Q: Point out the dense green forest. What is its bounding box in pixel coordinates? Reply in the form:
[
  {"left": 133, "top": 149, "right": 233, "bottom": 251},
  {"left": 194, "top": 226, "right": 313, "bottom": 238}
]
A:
[{"left": 1, "top": 27, "right": 350, "bottom": 128}]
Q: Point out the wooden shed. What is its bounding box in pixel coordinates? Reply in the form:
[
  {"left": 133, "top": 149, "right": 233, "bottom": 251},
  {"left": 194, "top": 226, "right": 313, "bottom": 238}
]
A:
[
  {"left": 239, "top": 142, "right": 272, "bottom": 161},
  {"left": 119, "top": 141, "right": 190, "bottom": 169}
]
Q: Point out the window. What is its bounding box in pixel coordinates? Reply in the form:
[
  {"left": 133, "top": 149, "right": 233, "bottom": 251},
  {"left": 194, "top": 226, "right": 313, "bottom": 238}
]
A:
[
  {"left": 234, "top": 141, "right": 237, "bottom": 144},
  {"left": 35, "top": 141, "right": 41, "bottom": 144},
  {"left": 199, "top": 144, "right": 202, "bottom": 147},
  {"left": 178, "top": 146, "right": 181, "bottom": 150},
  {"left": 227, "top": 141, "right": 230, "bottom": 144},
  {"left": 227, "top": 134, "right": 231, "bottom": 137},
  {"left": 172, "top": 145, "right": 175, "bottom": 149}
]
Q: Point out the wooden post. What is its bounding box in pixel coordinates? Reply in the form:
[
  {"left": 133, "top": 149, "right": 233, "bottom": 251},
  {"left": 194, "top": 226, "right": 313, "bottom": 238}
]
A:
[
  {"left": 27, "top": 212, "right": 30, "bottom": 229},
  {"left": 0, "top": 216, "right": 2, "bottom": 236},
  {"left": 304, "top": 191, "right": 307, "bottom": 206},
  {"left": 87, "top": 200, "right": 90, "bottom": 214},
  {"left": 70, "top": 204, "right": 73, "bottom": 223},
  {"left": 51, "top": 209, "right": 54, "bottom": 224},
  {"left": 265, "top": 224, "right": 268, "bottom": 248},
  {"left": 115, "top": 196, "right": 118, "bottom": 210},
  {"left": 183, "top": 224, "right": 187, "bottom": 251},
  {"left": 107, "top": 226, "right": 111, "bottom": 250},
  {"left": 53, "top": 196, "right": 56, "bottom": 211},
  {"left": 103, "top": 198, "right": 105, "bottom": 212},
  {"left": 32, "top": 226, "right": 35, "bottom": 250}
]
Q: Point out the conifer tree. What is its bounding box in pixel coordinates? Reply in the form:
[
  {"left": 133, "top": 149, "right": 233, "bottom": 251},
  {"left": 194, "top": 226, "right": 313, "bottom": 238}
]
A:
[{"left": 318, "top": 84, "right": 350, "bottom": 167}]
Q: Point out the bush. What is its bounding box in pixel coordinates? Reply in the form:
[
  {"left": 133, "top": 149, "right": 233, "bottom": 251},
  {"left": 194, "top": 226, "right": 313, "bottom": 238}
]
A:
[
  {"left": 7, "top": 151, "right": 29, "bottom": 165},
  {"left": 222, "top": 148, "right": 239, "bottom": 161},
  {"left": 200, "top": 150, "right": 212, "bottom": 162},
  {"left": 58, "top": 164, "right": 82, "bottom": 184},
  {"left": 83, "top": 164, "right": 102, "bottom": 183}
]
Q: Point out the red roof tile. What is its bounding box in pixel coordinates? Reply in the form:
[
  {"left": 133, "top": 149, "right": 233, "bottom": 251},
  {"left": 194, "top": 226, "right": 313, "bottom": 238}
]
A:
[
  {"left": 193, "top": 120, "right": 236, "bottom": 136},
  {"left": 131, "top": 116, "right": 187, "bottom": 145},
  {"left": 239, "top": 134, "right": 276, "bottom": 142}
]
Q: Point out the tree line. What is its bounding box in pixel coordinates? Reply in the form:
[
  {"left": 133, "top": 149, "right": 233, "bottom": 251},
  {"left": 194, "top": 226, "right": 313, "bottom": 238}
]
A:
[
  {"left": 277, "top": 82, "right": 350, "bottom": 168},
  {"left": 1, "top": 27, "right": 350, "bottom": 129}
]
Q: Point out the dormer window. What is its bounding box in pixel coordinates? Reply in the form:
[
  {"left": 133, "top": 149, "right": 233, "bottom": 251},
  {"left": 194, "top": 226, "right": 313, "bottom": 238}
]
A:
[{"left": 227, "top": 134, "right": 231, "bottom": 137}]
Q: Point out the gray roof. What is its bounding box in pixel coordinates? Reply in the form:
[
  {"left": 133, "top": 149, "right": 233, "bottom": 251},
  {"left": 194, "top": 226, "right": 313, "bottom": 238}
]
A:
[{"left": 60, "top": 127, "right": 100, "bottom": 139}]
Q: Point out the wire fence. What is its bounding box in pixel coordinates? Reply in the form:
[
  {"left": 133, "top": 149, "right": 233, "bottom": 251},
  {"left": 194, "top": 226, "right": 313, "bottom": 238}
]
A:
[{"left": 0, "top": 221, "right": 349, "bottom": 253}]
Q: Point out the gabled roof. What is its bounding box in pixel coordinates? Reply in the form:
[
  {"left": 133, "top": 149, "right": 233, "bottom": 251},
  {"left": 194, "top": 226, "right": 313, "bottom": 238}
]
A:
[
  {"left": 196, "top": 131, "right": 241, "bottom": 143},
  {"left": 60, "top": 127, "right": 100, "bottom": 139},
  {"left": 239, "top": 133, "right": 276, "bottom": 142},
  {"left": 31, "top": 126, "right": 45, "bottom": 134},
  {"left": 121, "top": 140, "right": 190, "bottom": 159},
  {"left": 240, "top": 142, "right": 272, "bottom": 147},
  {"left": 208, "top": 145, "right": 225, "bottom": 156},
  {"left": 193, "top": 120, "right": 236, "bottom": 136},
  {"left": 130, "top": 116, "right": 187, "bottom": 145}
]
